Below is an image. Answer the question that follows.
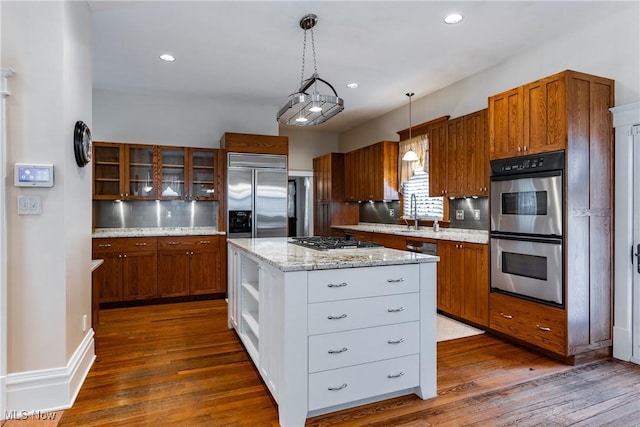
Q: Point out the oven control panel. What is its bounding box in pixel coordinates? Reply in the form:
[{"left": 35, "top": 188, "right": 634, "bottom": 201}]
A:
[{"left": 490, "top": 151, "right": 565, "bottom": 176}]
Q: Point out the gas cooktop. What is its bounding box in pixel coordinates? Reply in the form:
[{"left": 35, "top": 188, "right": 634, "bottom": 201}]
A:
[{"left": 289, "top": 236, "right": 382, "bottom": 251}]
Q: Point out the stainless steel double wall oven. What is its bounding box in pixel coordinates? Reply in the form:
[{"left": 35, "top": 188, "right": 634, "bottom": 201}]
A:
[{"left": 489, "top": 151, "right": 565, "bottom": 307}]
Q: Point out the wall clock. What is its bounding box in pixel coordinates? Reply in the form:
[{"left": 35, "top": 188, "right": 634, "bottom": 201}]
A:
[{"left": 74, "top": 120, "right": 92, "bottom": 167}]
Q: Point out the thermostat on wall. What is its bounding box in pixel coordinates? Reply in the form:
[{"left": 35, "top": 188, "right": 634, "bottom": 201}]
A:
[{"left": 14, "top": 163, "right": 54, "bottom": 187}]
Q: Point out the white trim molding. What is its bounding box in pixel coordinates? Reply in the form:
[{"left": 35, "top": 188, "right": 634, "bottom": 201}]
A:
[
  {"left": 5, "top": 329, "right": 95, "bottom": 414},
  {"left": 0, "top": 67, "right": 15, "bottom": 420}
]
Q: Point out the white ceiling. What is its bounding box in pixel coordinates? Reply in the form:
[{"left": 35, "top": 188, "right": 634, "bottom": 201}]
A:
[{"left": 89, "top": 1, "right": 622, "bottom": 134}]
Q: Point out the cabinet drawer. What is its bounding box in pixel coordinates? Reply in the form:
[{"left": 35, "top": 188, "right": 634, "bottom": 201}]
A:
[
  {"left": 157, "top": 235, "right": 217, "bottom": 251},
  {"left": 308, "top": 354, "right": 419, "bottom": 411},
  {"left": 308, "top": 264, "right": 419, "bottom": 303},
  {"left": 92, "top": 237, "right": 157, "bottom": 253},
  {"left": 489, "top": 292, "right": 567, "bottom": 355},
  {"left": 309, "top": 293, "right": 419, "bottom": 335},
  {"left": 309, "top": 322, "right": 419, "bottom": 373}
]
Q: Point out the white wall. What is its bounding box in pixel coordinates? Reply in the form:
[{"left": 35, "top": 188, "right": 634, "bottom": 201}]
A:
[
  {"left": 1, "top": 0, "right": 93, "bottom": 412},
  {"left": 339, "top": 3, "right": 640, "bottom": 152},
  {"left": 93, "top": 88, "right": 279, "bottom": 147},
  {"left": 279, "top": 127, "right": 340, "bottom": 171}
]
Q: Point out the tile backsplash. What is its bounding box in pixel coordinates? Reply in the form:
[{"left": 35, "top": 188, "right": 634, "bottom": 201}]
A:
[
  {"left": 358, "top": 201, "right": 401, "bottom": 224},
  {"left": 93, "top": 200, "right": 218, "bottom": 229},
  {"left": 448, "top": 197, "right": 488, "bottom": 230}
]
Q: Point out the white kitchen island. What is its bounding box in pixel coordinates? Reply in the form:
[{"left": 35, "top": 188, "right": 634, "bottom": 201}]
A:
[{"left": 227, "top": 237, "right": 439, "bottom": 427}]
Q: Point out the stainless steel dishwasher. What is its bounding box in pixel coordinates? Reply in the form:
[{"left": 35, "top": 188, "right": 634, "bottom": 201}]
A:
[{"left": 406, "top": 240, "right": 438, "bottom": 256}]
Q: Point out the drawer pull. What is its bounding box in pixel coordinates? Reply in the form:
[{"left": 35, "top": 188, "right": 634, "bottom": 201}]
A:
[
  {"left": 134, "top": 242, "right": 147, "bottom": 246},
  {"left": 328, "top": 347, "right": 348, "bottom": 354},
  {"left": 198, "top": 240, "right": 211, "bottom": 244},
  {"left": 387, "top": 372, "right": 405, "bottom": 379},
  {"left": 168, "top": 242, "right": 181, "bottom": 246},
  {"left": 499, "top": 312, "right": 513, "bottom": 319},
  {"left": 327, "top": 314, "right": 347, "bottom": 320},
  {"left": 328, "top": 383, "right": 348, "bottom": 391},
  {"left": 327, "top": 282, "right": 348, "bottom": 288},
  {"left": 98, "top": 244, "right": 111, "bottom": 248},
  {"left": 387, "top": 307, "right": 405, "bottom": 313},
  {"left": 387, "top": 338, "right": 405, "bottom": 344},
  {"left": 536, "top": 325, "right": 552, "bottom": 332},
  {"left": 387, "top": 278, "right": 404, "bottom": 283}
]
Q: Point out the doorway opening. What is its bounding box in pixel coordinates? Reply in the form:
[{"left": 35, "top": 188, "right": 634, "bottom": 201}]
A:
[{"left": 287, "top": 173, "right": 312, "bottom": 237}]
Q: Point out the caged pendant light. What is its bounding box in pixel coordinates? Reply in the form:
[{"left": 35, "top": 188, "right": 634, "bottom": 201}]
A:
[
  {"left": 402, "top": 92, "right": 419, "bottom": 161},
  {"left": 277, "top": 14, "right": 344, "bottom": 126}
]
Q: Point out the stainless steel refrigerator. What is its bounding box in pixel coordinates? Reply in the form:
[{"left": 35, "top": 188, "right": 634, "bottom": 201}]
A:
[{"left": 226, "top": 153, "right": 288, "bottom": 238}]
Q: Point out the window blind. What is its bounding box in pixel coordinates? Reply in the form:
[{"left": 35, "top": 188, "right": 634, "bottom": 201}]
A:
[{"left": 402, "top": 169, "right": 444, "bottom": 219}]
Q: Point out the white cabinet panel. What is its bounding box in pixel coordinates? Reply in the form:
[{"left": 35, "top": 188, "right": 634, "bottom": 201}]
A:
[
  {"left": 308, "top": 293, "right": 419, "bottom": 335},
  {"left": 308, "top": 321, "right": 420, "bottom": 373},
  {"left": 308, "top": 264, "right": 419, "bottom": 302},
  {"left": 308, "top": 354, "right": 420, "bottom": 411}
]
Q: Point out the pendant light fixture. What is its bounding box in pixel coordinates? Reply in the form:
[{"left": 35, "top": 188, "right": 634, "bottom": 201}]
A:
[
  {"left": 277, "top": 14, "right": 344, "bottom": 126},
  {"left": 402, "top": 92, "right": 419, "bottom": 161}
]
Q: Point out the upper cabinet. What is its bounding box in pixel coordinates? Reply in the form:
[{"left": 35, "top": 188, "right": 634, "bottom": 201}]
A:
[
  {"left": 489, "top": 70, "right": 594, "bottom": 160},
  {"left": 92, "top": 142, "right": 221, "bottom": 201},
  {"left": 220, "top": 132, "right": 288, "bottom": 156},
  {"left": 428, "top": 109, "right": 488, "bottom": 198},
  {"left": 344, "top": 140, "right": 399, "bottom": 201}
]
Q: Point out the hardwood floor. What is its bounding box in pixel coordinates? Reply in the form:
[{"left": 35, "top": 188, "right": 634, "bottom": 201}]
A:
[{"left": 57, "top": 300, "right": 640, "bottom": 427}]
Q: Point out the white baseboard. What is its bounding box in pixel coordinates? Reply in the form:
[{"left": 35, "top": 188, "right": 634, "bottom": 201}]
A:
[{"left": 4, "top": 329, "right": 95, "bottom": 415}]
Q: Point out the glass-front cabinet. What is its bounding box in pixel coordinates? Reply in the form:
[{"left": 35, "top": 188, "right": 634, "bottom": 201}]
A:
[
  {"left": 189, "top": 149, "right": 217, "bottom": 200},
  {"left": 127, "top": 145, "right": 156, "bottom": 200},
  {"left": 92, "top": 142, "right": 126, "bottom": 200},
  {"left": 159, "top": 147, "right": 185, "bottom": 199}
]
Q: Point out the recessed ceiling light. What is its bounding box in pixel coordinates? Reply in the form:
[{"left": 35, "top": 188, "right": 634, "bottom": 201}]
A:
[
  {"left": 444, "top": 13, "right": 463, "bottom": 24},
  {"left": 346, "top": 82, "right": 359, "bottom": 89},
  {"left": 159, "top": 54, "right": 175, "bottom": 62}
]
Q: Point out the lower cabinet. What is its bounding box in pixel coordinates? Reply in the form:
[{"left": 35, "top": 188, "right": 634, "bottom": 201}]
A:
[
  {"left": 92, "top": 237, "right": 158, "bottom": 302},
  {"left": 437, "top": 240, "right": 489, "bottom": 327},
  {"left": 92, "top": 235, "right": 225, "bottom": 304},
  {"left": 157, "top": 236, "right": 224, "bottom": 297}
]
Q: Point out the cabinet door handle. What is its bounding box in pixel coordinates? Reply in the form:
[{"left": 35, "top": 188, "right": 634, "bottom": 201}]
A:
[
  {"left": 328, "top": 347, "right": 348, "bottom": 354},
  {"left": 523, "top": 146, "right": 528, "bottom": 152},
  {"left": 168, "top": 242, "right": 181, "bottom": 246},
  {"left": 123, "top": 254, "right": 127, "bottom": 258},
  {"left": 327, "top": 282, "right": 348, "bottom": 288},
  {"left": 517, "top": 147, "right": 522, "bottom": 152},
  {"left": 499, "top": 312, "right": 513, "bottom": 319},
  {"left": 327, "top": 313, "right": 347, "bottom": 320},
  {"left": 198, "top": 240, "right": 211, "bottom": 245},
  {"left": 134, "top": 242, "right": 147, "bottom": 246},
  {"left": 386, "top": 278, "right": 404, "bottom": 283},
  {"left": 387, "top": 338, "right": 405, "bottom": 344},
  {"left": 387, "top": 307, "right": 405, "bottom": 313},
  {"left": 536, "top": 325, "right": 551, "bottom": 332},
  {"left": 328, "top": 383, "right": 348, "bottom": 391},
  {"left": 387, "top": 372, "right": 405, "bottom": 379},
  {"left": 98, "top": 243, "right": 111, "bottom": 248}
]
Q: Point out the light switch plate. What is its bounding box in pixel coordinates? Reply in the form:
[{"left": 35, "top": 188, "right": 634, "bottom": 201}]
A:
[
  {"left": 389, "top": 209, "right": 395, "bottom": 217},
  {"left": 456, "top": 210, "right": 464, "bottom": 220},
  {"left": 473, "top": 209, "right": 481, "bottom": 220},
  {"left": 17, "top": 195, "right": 42, "bottom": 215},
  {"left": 17, "top": 196, "right": 29, "bottom": 215}
]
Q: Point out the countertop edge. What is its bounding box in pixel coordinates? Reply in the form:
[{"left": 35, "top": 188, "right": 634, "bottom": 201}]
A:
[
  {"left": 93, "top": 227, "right": 225, "bottom": 238},
  {"left": 332, "top": 223, "right": 489, "bottom": 244}
]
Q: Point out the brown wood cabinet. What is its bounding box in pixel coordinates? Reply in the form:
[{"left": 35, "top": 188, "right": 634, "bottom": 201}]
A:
[
  {"left": 157, "top": 236, "right": 225, "bottom": 297},
  {"left": 93, "top": 142, "right": 221, "bottom": 202},
  {"left": 92, "top": 237, "right": 158, "bottom": 302},
  {"left": 428, "top": 109, "right": 488, "bottom": 198},
  {"left": 313, "top": 153, "right": 358, "bottom": 236},
  {"left": 220, "top": 132, "right": 288, "bottom": 155},
  {"left": 489, "top": 70, "right": 602, "bottom": 160},
  {"left": 488, "top": 70, "right": 614, "bottom": 361},
  {"left": 437, "top": 241, "right": 488, "bottom": 327},
  {"left": 344, "top": 141, "right": 399, "bottom": 201},
  {"left": 92, "top": 235, "right": 225, "bottom": 304}
]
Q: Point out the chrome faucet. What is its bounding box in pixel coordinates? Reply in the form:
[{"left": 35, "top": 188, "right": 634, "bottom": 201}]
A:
[{"left": 410, "top": 193, "right": 418, "bottom": 230}]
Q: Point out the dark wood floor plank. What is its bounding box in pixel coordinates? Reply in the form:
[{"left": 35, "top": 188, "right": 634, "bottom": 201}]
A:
[{"left": 58, "top": 300, "right": 640, "bottom": 427}]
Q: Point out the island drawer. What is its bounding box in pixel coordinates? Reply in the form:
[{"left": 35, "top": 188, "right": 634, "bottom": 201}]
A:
[
  {"left": 308, "top": 293, "right": 419, "bottom": 335},
  {"left": 309, "top": 321, "right": 419, "bottom": 373},
  {"left": 489, "top": 292, "right": 567, "bottom": 355},
  {"left": 308, "top": 354, "right": 419, "bottom": 411},
  {"left": 157, "top": 235, "right": 218, "bottom": 251},
  {"left": 308, "top": 264, "right": 419, "bottom": 303}
]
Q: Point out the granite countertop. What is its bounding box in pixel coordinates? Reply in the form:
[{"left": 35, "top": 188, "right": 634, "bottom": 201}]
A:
[
  {"left": 91, "top": 259, "right": 104, "bottom": 271},
  {"left": 92, "top": 227, "right": 225, "bottom": 238},
  {"left": 333, "top": 223, "right": 489, "bottom": 244},
  {"left": 228, "top": 237, "right": 439, "bottom": 272}
]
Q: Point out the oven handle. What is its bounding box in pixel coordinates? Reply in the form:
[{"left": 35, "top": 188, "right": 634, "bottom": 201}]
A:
[
  {"left": 490, "top": 169, "right": 562, "bottom": 181},
  {"left": 490, "top": 232, "right": 562, "bottom": 244}
]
